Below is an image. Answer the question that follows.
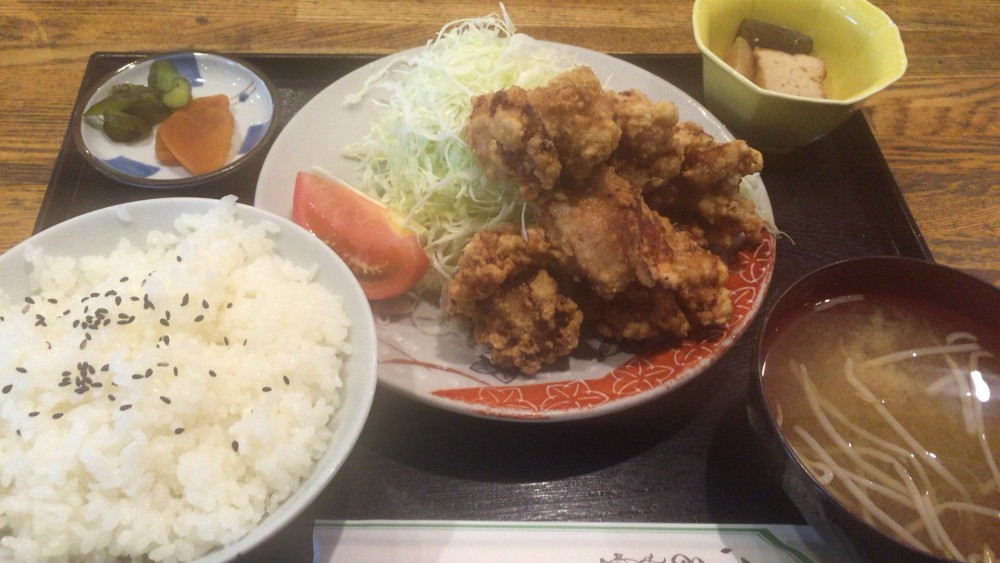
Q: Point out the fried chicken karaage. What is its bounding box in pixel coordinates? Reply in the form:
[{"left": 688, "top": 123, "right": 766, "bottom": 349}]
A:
[
  {"left": 466, "top": 86, "right": 561, "bottom": 195},
  {"left": 450, "top": 65, "right": 766, "bottom": 374},
  {"left": 445, "top": 225, "right": 583, "bottom": 375}
]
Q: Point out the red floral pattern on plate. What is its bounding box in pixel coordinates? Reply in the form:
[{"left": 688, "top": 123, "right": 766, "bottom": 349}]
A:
[{"left": 428, "top": 231, "right": 775, "bottom": 419}]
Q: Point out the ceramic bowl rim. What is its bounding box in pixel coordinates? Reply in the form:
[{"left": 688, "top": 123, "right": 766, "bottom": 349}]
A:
[
  {"left": 71, "top": 51, "right": 281, "bottom": 189},
  {"left": 751, "top": 256, "right": 999, "bottom": 562},
  {"left": 692, "top": 0, "right": 908, "bottom": 106}
]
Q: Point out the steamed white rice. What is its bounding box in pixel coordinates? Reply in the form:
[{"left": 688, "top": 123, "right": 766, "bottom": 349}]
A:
[{"left": 0, "top": 200, "right": 351, "bottom": 561}]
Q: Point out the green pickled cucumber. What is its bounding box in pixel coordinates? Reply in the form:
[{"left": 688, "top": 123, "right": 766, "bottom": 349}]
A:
[
  {"left": 128, "top": 93, "right": 173, "bottom": 125},
  {"left": 160, "top": 77, "right": 192, "bottom": 109},
  {"left": 102, "top": 109, "right": 152, "bottom": 142},
  {"left": 84, "top": 84, "right": 151, "bottom": 117},
  {"left": 148, "top": 60, "right": 182, "bottom": 93},
  {"left": 84, "top": 59, "right": 192, "bottom": 144}
]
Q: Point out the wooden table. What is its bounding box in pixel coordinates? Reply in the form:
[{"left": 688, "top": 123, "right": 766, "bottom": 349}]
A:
[{"left": 1, "top": 1, "right": 997, "bottom": 285}]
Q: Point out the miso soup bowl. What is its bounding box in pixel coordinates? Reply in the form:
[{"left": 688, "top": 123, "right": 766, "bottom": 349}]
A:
[
  {"left": 748, "top": 256, "right": 1000, "bottom": 562},
  {"left": 693, "top": 0, "right": 907, "bottom": 152}
]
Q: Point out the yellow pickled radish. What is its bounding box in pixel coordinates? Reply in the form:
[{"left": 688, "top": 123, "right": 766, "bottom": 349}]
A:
[{"left": 155, "top": 94, "right": 233, "bottom": 174}]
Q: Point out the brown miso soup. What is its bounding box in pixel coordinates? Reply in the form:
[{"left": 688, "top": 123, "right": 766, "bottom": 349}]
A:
[{"left": 762, "top": 293, "right": 1000, "bottom": 561}]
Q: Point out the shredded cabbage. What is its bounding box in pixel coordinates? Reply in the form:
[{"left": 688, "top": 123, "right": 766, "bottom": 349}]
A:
[{"left": 342, "top": 5, "right": 574, "bottom": 284}]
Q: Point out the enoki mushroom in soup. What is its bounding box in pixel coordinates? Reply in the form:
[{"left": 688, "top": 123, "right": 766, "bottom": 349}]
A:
[{"left": 762, "top": 294, "right": 1000, "bottom": 562}]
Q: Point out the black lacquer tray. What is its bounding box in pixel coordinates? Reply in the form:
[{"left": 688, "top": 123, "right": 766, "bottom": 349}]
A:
[{"left": 38, "top": 53, "right": 932, "bottom": 562}]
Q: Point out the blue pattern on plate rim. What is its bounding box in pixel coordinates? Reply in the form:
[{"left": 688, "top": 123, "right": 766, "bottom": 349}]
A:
[
  {"left": 104, "top": 156, "right": 160, "bottom": 178},
  {"left": 163, "top": 53, "right": 204, "bottom": 87},
  {"left": 239, "top": 122, "right": 269, "bottom": 155}
]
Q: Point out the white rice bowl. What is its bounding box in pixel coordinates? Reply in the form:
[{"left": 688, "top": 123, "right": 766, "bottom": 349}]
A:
[{"left": 0, "top": 197, "right": 377, "bottom": 562}]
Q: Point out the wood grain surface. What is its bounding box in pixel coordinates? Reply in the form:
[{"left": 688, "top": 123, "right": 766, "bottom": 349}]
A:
[{"left": 1, "top": 0, "right": 997, "bottom": 285}]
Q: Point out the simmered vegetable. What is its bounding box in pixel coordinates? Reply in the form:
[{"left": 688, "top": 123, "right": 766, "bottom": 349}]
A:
[{"left": 736, "top": 19, "right": 814, "bottom": 55}]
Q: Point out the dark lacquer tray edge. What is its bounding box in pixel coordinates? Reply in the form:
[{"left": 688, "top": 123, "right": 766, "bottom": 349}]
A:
[
  {"left": 849, "top": 115, "right": 933, "bottom": 261},
  {"left": 38, "top": 51, "right": 931, "bottom": 267}
]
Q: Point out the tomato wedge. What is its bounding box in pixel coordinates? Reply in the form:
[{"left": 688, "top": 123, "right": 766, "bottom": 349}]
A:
[{"left": 292, "top": 171, "right": 430, "bottom": 300}]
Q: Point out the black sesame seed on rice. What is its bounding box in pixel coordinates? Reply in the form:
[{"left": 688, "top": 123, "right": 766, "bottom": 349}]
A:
[
  {"left": 160, "top": 396, "right": 171, "bottom": 404},
  {"left": 108, "top": 394, "right": 116, "bottom": 401},
  {"left": 181, "top": 293, "right": 190, "bottom": 307},
  {"left": 202, "top": 299, "right": 210, "bottom": 309},
  {"left": 120, "top": 276, "right": 129, "bottom": 283},
  {"left": 194, "top": 315, "right": 204, "bottom": 322},
  {"left": 15, "top": 367, "right": 26, "bottom": 374},
  {"left": 28, "top": 411, "right": 39, "bottom": 417},
  {"left": 283, "top": 376, "right": 290, "bottom": 385},
  {"left": 131, "top": 374, "right": 143, "bottom": 380},
  {"left": 231, "top": 441, "right": 239, "bottom": 452},
  {"left": 119, "top": 404, "right": 132, "bottom": 412},
  {"left": 24, "top": 297, "right": 35, "bottom": 305},
  {"left": 174, "top": 428, "right": 185, "bottom": 435},
  {"left": 209, "top": 370, "right": 217, "bottom": 378},
  {"left": 2, "top": 384, "right": 12, "bottom": 394},
  {"left": 52, "top": 413, "right": 64, "bottom": 420},
  {"left": 145, "top": 368, "right": 153, "bottom": 378},
  {"left": 262, "top": 386, "right": 272, "bottom": 393}
]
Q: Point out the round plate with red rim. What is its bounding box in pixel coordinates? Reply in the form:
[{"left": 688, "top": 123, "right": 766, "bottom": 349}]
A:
[{"left": 255, "top": 42, "right": 776, "bottom": 421}]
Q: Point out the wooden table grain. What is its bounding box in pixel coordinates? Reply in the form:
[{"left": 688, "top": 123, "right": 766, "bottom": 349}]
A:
[{"left": 1, "top": 0, "right": 997, "bottom": 285}]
